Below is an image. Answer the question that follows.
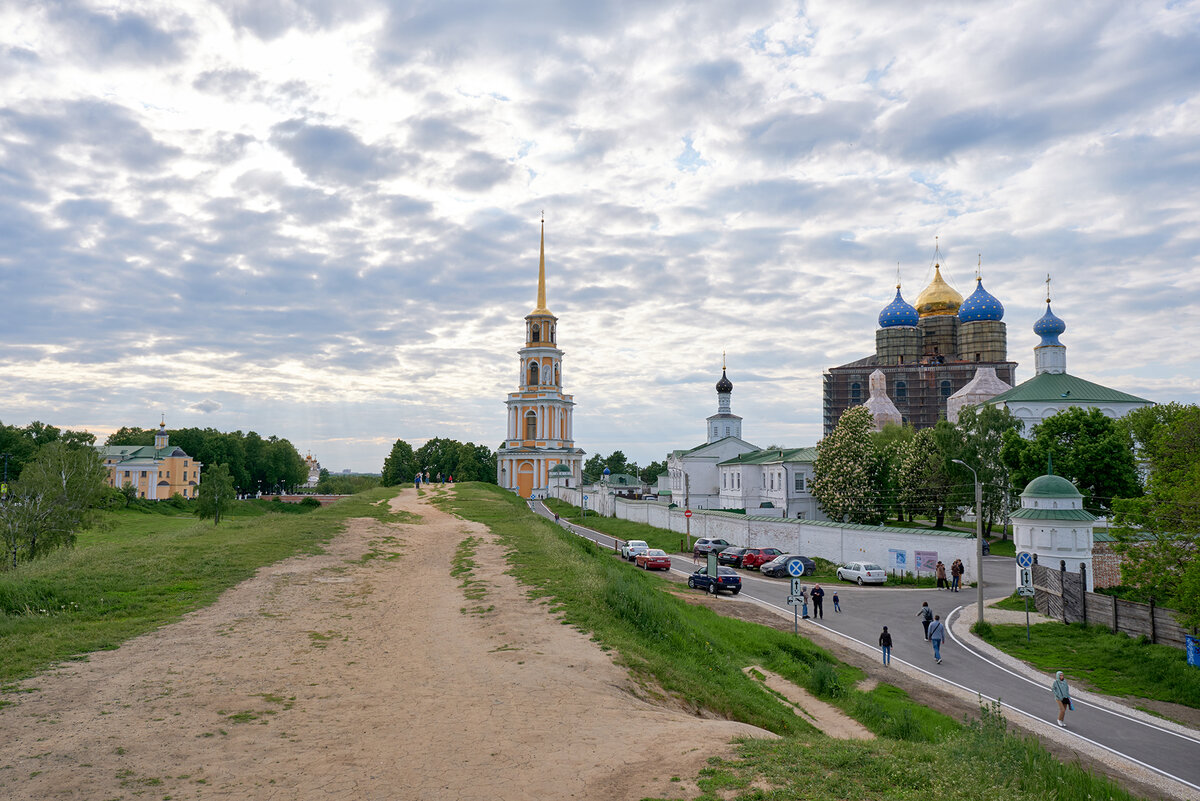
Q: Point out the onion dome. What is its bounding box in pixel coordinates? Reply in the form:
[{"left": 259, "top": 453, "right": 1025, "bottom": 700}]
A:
[
  {"left": 1033, "top": 300, "right": 1066, "bottom": 346},
  {"left": 716, "top": 368, "right": 733, "bottom": 394},
  {"left": 958, "top": 276, "right": 1004, "bottom": 322},
  {"left": 878, "top": 285, "right": 919, "bottom": 328},
  {"left": 1022, "top": 473, "right": 1081, "bottom": 499},
  {"left": 914, "top": 264, "right": 963, "bottom": 317}
]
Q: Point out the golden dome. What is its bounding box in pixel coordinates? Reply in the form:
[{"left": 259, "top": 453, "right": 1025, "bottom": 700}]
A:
[{"left": 914, "top": 265, "right": 963, "bottom": 317}]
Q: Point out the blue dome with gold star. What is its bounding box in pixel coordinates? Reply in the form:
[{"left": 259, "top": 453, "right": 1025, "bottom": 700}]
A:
[
  {"left": 1034, "top": 300, "right": 1066, "bottom": 346},
  {"left": 878, "top": 286, "right": 919, "bottom": 328},
  {"left": 958, "top": 277, "right": 1005, "bottom": 323}
]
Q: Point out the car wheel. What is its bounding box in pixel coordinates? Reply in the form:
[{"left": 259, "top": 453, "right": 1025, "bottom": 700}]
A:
[
  {"left": 857, "top": 576, "right": 864, "bottom": 586},
  {"left": 837, "top": 571, "right": 843, "bottom": 581},
  {"left": 687, "top": 578, "right": 695, "bottom": 588},
  {"left": 709, "top": 582, "right": 718, "bottom": 595}
]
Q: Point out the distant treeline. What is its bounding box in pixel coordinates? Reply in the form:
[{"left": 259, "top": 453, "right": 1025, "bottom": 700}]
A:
[
  {"left": 106, "top": 426, "right": 308, "bottom": 494},
  {"left": 381, "top": 437, "right": 497, "bottom": 486},
  {"left": 0, "top": 420, "right": 97, "bottom": 481}
]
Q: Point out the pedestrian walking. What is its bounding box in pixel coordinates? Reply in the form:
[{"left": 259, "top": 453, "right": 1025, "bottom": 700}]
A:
[
  {"left": 436, "top": 472, "right": 443, "bottom": 485},
  {"left": 424, "top": 471, "right": 431, "bottom": 485},
  {"left": 414, "top": 473, "right": 421, "bottom": 489},
  {"left": 1052, "top": 670, "right": 1072, "bottom": 727},
  {"left": 810, "top": 584, "right": 825, "bottom": 619},
  {"left": 935, "top": 561, "right": 947, "bottom": 590},
  {"left": 928, "top": 615, "right": 945, "bottom": 663},
  {"left": 879, "top": 626, "right": 892, "bottom": 666},
  {"left": 800, "top": 585, "right": 810, "bottom": 620},
  {"left": 951, "top": 559, "right": 963, "bottom": 592},
  {"left": 916, "top": 601, "right": 933, "bottom": 640},
  {"left": 832, "top": 591, "right": 841, "bottom": 613}
]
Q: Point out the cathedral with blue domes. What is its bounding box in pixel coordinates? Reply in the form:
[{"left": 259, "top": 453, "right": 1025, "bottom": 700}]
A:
[{"left": 822, "top": 251, "right": 1018, "bottom": 434}]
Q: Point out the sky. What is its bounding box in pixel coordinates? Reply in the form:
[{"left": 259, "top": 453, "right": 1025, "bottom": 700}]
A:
[{"left": 2, "top": 1, "right": 1199, "bottom": 473}]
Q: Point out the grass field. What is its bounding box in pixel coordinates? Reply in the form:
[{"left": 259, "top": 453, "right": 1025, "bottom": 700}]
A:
[
  {"left": 0, "top": 488, "right": 412, "bottom": 685},
  {"left": 446, "top": 484, "right": 1143, "bottom": 801},
  {"left": 975, "top": 620, "right": 1200, "bottom": 709}
]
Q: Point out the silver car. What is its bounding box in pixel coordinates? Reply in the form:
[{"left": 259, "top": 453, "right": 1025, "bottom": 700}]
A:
[
  {"left": 836, "top": 561, "right": 887, "bottom": 585},
  {"left": 620, "top": 540, "right": 649, "bottom": 561}
]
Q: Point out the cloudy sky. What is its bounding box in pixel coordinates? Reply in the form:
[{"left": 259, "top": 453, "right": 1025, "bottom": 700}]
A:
[{"left": 2, "top": 1, "right": 1198, "bottom": 472}]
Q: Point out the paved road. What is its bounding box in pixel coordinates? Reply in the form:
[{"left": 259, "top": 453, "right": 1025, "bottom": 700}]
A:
[{"left": 533, "top": 502, "right": 1200, "bottom": 793}]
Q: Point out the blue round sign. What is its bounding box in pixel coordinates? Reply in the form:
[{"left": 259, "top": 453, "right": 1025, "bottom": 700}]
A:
[
  {"left": 1017, "top": 551, "right": 1034, "bottom": 568},
  {"left": 787, "top": 559, "right": 805, "bottom": 577}
]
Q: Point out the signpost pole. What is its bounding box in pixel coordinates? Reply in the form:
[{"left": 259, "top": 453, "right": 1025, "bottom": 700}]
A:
[{"left": 1025, "top": 595, "right": 1031, "bottom": 642}]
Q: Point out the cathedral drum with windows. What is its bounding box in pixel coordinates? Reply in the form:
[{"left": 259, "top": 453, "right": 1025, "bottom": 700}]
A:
[{"left": 496, "top": 220, "right": 585, "bottom": 498}]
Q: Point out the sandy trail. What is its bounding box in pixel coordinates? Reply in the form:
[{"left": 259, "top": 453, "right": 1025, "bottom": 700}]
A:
[{"left": 0, "top": 488, "right": 768, "bottom": 800}]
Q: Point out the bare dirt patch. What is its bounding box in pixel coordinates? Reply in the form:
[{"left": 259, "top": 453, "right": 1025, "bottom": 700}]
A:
[
  {"left": 0, "top": 489, "right": 771, "bottom": 800},
  {"left": 742, "top": 666, "right": 874, "bottom": 740}
]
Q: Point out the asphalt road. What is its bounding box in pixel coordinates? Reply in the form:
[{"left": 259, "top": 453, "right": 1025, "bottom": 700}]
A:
[{"left": 533, "top": 501, "right": 1200, "bottom": 794}]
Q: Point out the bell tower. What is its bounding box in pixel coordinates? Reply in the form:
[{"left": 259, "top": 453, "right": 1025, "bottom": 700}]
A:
[{"left": 497, "top": 217, "right": 584, "bottom": 498}]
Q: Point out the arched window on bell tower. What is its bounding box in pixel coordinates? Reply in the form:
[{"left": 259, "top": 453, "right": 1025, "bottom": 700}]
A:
[
  {"left": 554, "top": 363, "right": 560, "bottom": 385},
  {"left": 525, "top": 411, "right": 537, "bottom": 440},
  {"left": 528, "top": 362, "right": 539, "bottom": 386},
  {"left": 532, "top": 324, "right": 540, "bottom": 343}
]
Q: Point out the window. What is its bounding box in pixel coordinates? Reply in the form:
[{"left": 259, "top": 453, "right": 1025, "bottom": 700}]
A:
[
  {"left": 554, "top": 364, "right": 560, "bottom": 385},
  {"left": 940, "top": 380, "right": 952, "bottom": 398},
  {"left": 736, "top": 473, "right": 741, "bottom": 489},
  {"left": 762, "top": 474, "right": 766, "bottom": 488},
  {"left": 975, "top": 352, "right": 981, "bottom": 362},
  {"left": 713, "top": 425, "right": 718, "bottom": 437},
  {"left": 725, "top": 426, "right": 730, "bottom": 436},
  {"left": 850, "top": 382, "right": 862, "bottom": 402},
  {"left": 770, "top": 474, "right": 774, "bottom": 490},
  {"left": 895, "top": 381, "right": 907, "bottom": 399},
  {"left": 794, "top": 474, "right": 806, "bottom": 492},
  {"left": 528, "top": 362, "right": 539, "bottom": 385},
  {"left": 531, "top": 324, "right": 540, "bottom": 342},
  {"left": 525, "top": 412, "right": 537, "bottom": 439},
  {"left": 722, "top": 473, "right": 727, "bottom": 489}
]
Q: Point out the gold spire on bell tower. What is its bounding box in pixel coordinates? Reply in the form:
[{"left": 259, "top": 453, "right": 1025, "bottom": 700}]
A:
[{"left": 531, "top": 212, "right": 553, "bottom": 317}]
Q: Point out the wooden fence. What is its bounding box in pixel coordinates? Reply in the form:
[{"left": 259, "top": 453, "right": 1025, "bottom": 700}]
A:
[{"left": 1032, "top": 562, "right": 1193, "bottom": 650}]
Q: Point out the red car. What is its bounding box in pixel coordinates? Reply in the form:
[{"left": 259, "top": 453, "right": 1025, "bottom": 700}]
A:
[
  {"left": 739, "top": 547, "right": 784, "bottom": 569},
  {"left": 636, "top": 549, "right": 672, "bottom": 571}
]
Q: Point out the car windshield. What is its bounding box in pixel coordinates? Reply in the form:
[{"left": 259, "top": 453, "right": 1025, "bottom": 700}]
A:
[
  {"left": 646, "top": 549, "right": 666, "bottom": 556},
  {"left": 629, "top": 541, "right": 647, "bottom": 547},
  {"left": 766, "top": 555, "right": 788, "bottom": 565},
  {"left": 864, "top": 564, "right": 883, "bottom": 571}
]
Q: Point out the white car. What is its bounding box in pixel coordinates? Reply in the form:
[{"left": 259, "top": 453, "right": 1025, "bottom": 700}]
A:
[
  {"left": 621, "top": 540, "right": 649, "bottom": 561},
  {"left": 837, "top": 562, "right": 887, "bottom": 585}
]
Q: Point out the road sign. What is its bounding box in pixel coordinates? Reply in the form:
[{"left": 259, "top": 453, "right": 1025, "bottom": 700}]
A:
[
  {"left": 787, "top": 559, "right": 805, "bottom": 577},
  {"left": 1017, "top": 586, "right": 1035, "bottom": 597},
  {"left": 1017, "top": 551, "right": 1034, "bottom": 568},
  {"left": 684, "top": 509, "right": 693, "bottom": 518},
  {"left": 583, "top": 494, "right": 589, "bottom": 502},
  {"left": 787, "top": 595, "right": 805, "bottom": 605},
  {"left": 1019, "top": 567, "right": 1033, "bottom": 588},
  {"left": 791, "top": 578, "right": 803, "bottom": 596}
]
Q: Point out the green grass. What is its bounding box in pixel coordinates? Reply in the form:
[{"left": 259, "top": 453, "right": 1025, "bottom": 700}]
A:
[
  {"left": 975, "top": 621, "right": 1200, "bottom": 709},
  {"left": 446, "top": 484, "right": 1143, "bottom": 801},
  {"left": 986, "top": 538, "right": 1017, "bottom": 558},
  {"left": 0, "top": 487, "right": 406, "bottom": 684}
]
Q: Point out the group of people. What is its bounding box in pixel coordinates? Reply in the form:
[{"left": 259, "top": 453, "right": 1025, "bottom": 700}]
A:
[
  {"left": 795, "top": 584, "right": 840, "bottom": 620},
  {"left": 413, "top": 471, "right": 454, "bottom": 489},
  {"left": 934, "top": 559, "right": 965, "bottom": 592}
]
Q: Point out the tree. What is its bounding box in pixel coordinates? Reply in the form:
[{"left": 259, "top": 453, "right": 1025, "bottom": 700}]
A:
[
  {"left": 640, "top": 459, "right": 666, "bottom": 485},
  {"left": 106, "top": 426, "right": 154, "bottom": 446},
  {"left": 1000, "top": 407, "right": 1140, "bottom": 515},
  {"left": 870, "top": 423, "right": 914, "bottom": 523},
  {"left": 897, "top": 422, "right": 961, "bottom": 528},
  {"left": 409, "top": 438, "right": 497, "bottom": 484},
  {"left": 1111, "top": 404, "right": 1200, "bottom": 627},
  {"left": 954, "top": 405, "right": 1023, "bottom": 537},
  {"left": 811, "top": 406, "right": 879, "bottom": 524},
  {"left": 195, "top": 464, "right": 237, "bottom": 525},
  {"left": 0, "top": 441, "right": 108, "bottom": 568}
]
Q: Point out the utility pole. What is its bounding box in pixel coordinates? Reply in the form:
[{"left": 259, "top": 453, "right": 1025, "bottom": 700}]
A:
[
  {"left": 684, "top": 472, "right": 691, "bottom": 551},
  {"left": 952, "top": 459, "right": 985, "bottom": 624}
]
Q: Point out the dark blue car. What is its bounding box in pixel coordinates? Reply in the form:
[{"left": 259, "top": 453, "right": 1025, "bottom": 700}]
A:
[{"left": 687, "top": 565, "right": 742, "bottom": 595}]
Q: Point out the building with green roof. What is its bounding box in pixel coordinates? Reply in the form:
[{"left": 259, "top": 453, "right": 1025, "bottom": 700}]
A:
[
  {"left": 1010, "top": 465, "right": 1097, "bottom": 591},
  {"left": 716, "top": 446, "right": 825, "bottom": 520}
]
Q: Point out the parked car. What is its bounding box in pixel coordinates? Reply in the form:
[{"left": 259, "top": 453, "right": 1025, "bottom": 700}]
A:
[
  {"left": 837, "top": 561, "right": 887, "bottom": 585},
  {"left": 620, "top": 540, "right": 650, "bottom": 561},
  {"left": 687, "top": 565, "right": 742, "bottom": 595},
  {"left": 692, "top": 538, "right": 732, "bottom": 557},
  {"left": 717, "top": 546, "right": 749, "bottom": 567},
  {"left": 761, "top": 554, "right": 816, "bottom": 578},
  {"left": 635, "top": 548, "right": 672, "bottom": 571},
  {"left": 739, "top": 547, "right": 784, "bottom": 569}
]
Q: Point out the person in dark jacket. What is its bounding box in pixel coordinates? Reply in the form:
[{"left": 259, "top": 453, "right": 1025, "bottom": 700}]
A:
[
  {"left": 879, "top": 626, "right": 893, "bottom": 665},
  {"left": 928, "top": 615, "right": 946, "bottom": 663},
  {"left": 810, "top": 584, "right": 825, "bottom": 619},
  {"left": 916, "top": 601, "right": 933, "bottom": 640}
]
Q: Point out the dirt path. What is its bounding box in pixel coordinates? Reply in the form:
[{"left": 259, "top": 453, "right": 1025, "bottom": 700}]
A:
[{"left": 0, "top": 488, "right": 769, "bottom": 800}]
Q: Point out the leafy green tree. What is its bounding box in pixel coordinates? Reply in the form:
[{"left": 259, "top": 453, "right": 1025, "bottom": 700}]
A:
[
  {"left": 954, "top": 405, "right": 1023, "bottom": 537},
  {"left": 1111, "top": 404, "right": 1200, "bottom": 626},
  {"left": 897, "top": 423, "right": 961, "bottom": 528},
  {"left": 870, "top": 423, "right": 914, "bottom": 523},
  {"left": 812, "top": 406, "right": 879, "bottom": 524},
  {"left": 0, "top": 441, "right": 108, "bottom": 568},
  {"left": 105, "top": 426, "right": 154, "bottom": 446},
  {"left": 640, "top": 459, "right": 666, "bottom": 485},
  {"left": 382, "top": 439, "right": 416, "bottom": 486},
  {"left": 1000, "top": 407, "right": 1140, "bottom": 515},
  {"left": 195, "top": 464, "right": 237, "bottom": 525}
]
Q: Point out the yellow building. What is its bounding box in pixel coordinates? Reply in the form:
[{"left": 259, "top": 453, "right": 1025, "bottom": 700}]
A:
[
  {"left": 97, "top": 420, "right": 203, "bottom": 500},
  {"left": 496, "top": 219, "right": 584, "bottom": 498}
]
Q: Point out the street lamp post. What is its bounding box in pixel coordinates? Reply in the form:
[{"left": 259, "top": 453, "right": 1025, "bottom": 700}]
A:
[{"left": 952, "top": 459, "right": 985, "bottom": 625}]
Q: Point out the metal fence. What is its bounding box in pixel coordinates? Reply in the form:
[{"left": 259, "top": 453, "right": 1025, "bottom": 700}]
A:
[{"left": 1032, "top": 561, "right": 1192, "bottom": 650}]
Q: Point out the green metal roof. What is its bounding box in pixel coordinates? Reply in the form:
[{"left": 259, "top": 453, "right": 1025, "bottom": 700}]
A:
[
  {"left": 1010, "top": 507, "right": 1096, "bottom": 521},
  {"left": 1022, "top": 474, "right": 1082, "bottom": 498},
  {"left": 549, "top": 464, "right": 572, "bottom": 473},
  {"left": 717, "top": 446, "right": 819, "bottom": 466},
  {"left": 987, "top": 371, "right": 1151, "bottom": 406}
]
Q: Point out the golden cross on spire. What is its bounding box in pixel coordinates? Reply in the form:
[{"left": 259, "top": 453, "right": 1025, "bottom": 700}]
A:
[
  {"left": 1046, "top": 273, "right": 1052, "bottom": 303},
  {"left": 722, "top": 350, "right": 726, "bottom": 370},
  {"left": 976, "top": 253, "right": 982, "bottom": 281}
]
